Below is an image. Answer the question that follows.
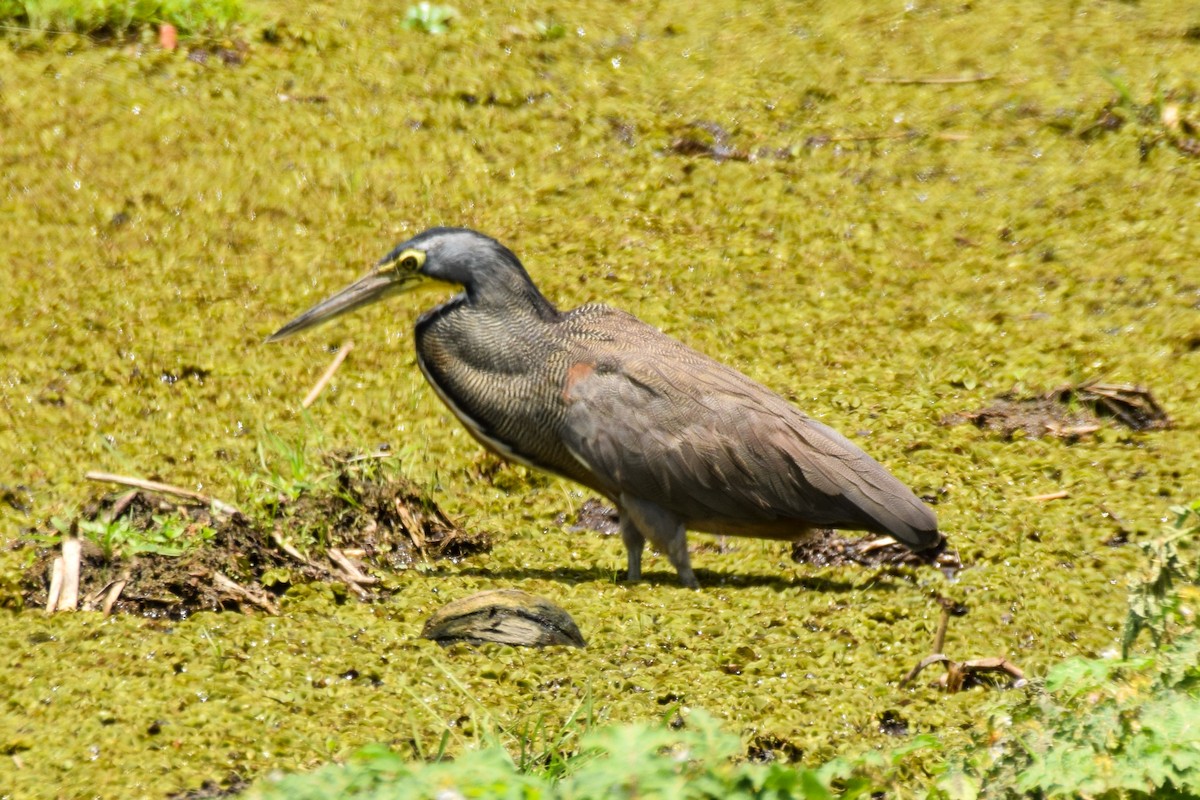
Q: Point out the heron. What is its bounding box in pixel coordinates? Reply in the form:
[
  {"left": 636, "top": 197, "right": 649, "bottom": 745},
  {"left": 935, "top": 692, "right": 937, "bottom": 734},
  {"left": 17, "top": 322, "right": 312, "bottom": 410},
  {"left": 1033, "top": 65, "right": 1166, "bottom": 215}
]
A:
[{"left": 268, "top": 228, "right": 942, "bottom": 587}]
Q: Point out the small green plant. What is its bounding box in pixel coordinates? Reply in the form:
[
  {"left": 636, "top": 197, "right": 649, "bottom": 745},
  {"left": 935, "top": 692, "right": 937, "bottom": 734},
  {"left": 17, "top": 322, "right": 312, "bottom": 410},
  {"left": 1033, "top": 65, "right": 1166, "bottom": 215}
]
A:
[
  {"left": 948, "top": 634, "right": 1200, "bottom": 800},
  {"left": 254, "top": 430, "right": 328, "bottom": 502},
  {"left": 50, "top": 513, "right": 213, "bottom": 560},
  {"left": 534, "top": 18, "right": 566, "bottom": 41},
  {"left": 401, "top": 2, "right": 456, "bottom": 34}
]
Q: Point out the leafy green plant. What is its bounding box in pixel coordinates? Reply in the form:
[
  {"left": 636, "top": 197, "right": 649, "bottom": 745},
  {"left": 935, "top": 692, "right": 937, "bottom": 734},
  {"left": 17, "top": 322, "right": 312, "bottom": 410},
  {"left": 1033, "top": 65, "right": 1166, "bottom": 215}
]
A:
[
  {"left": 400, "top": 2, "right": 456, "bottom": 34},
  {"left": 1123, "top": 500, "right": 1200, "bottom": 656},
  {"left": 0, "top": 0, "right": 242, "bottom": 36},
  {"left": 50, "top": 513, "right": 212, "bottom": 559},
  {"left": 241, "top": 710, "right": 935, "bottom": 799},
  {"left": 947, "top": 634, "right": 1200, "bottom": 800},
  {"left": 939, "top": 499, "right": 1200, "bottom": 800}
]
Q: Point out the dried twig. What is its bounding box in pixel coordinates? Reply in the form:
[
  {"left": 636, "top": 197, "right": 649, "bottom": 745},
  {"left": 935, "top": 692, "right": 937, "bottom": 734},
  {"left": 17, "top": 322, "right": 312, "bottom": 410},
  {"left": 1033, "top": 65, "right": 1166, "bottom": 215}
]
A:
[
  {"left": 902, "top": 598, "right": 1025, "bottom": 691},
  {"left": 1028, "top": 490, "right": 1069, "bottom": 503},
  {"left": 857, "top": 535, "right": 898, "bottom": 554},
  {"left": 46, "top": 557, "right": 64, "bottom": 613},
  {"left": 107, "top": 490, "right": 139, "bottom": 522},
  {"left": 211, "top": 571, "right": 279, "bottom": 615},
  {"left": 932, "top": 598, "right": 953, "bottom": 654},
  {"left": 85, "top": 471, "right": 242, "bottom": 517},
  {"left": 327, "top": 548, "right": 378, "bottom": 585},
  {"left": 59, "top": 537, "right": 81, "bottom": 611},
  {"left": 269, "top": 530, "right": 317, "bottom": 567},
  {"left": 395, "top": 498, "right": 426, "bottom": 552},
  {"left": 101, "top": 579, "right": 127, "bottom": 615},
  {"left": 865, "top": 73, "right": 995, "bottom": 85},
  {"left": 826, "top": 131, "right": 920, "bottom": 142},
  {"left": 903, "top": 653, "right": 950, "bottom": 686},
  {"left": 302, "top": 341, "right": 353, "bottom": 408},
  {"left": 1044, "top": 422, "right": 1102, "bottom": 438}
]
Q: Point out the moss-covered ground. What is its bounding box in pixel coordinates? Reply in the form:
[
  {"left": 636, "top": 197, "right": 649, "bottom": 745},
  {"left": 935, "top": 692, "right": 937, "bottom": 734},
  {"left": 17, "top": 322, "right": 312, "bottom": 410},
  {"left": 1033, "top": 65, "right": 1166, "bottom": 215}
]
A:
[{"left": 1, "top": 1, "right": 1198, "bottom": 796}]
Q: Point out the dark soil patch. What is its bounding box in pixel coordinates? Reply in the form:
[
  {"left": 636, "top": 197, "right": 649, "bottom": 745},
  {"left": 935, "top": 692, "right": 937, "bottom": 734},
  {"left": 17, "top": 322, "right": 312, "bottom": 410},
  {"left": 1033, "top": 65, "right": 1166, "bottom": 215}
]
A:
[
  {"left": 746, "top": 732, "right": 804, "bottom": 763},
  {"left": 879, "top": 709, "right": 910, "bottom": 736},
  {"left": 168, "top": 775, "right": 250, "bottom": 800},
  {"left": 943, "top": 381, "right": 1169, "bottom": 439},
  {"left": 559, "top": 497, "right": 621, "bottom": 536},
  {"left": 20, "top": 460, "right": 491, "bottom": 618},
  {"left": 21, "top": 494, "right": 295, "bottom": 618},
  {"left": 288, "top": 462, "right": 492, "bottom": 569},
  {"left": 790, "top": 529, "right": 962, "bottom": 573}
]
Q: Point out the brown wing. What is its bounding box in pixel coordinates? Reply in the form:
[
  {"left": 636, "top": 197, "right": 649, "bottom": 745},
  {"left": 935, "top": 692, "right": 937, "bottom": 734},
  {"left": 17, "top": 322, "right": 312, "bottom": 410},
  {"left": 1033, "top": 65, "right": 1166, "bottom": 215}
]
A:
[{"left": 558, "top": 308, "right": 939, "bottom": 549}]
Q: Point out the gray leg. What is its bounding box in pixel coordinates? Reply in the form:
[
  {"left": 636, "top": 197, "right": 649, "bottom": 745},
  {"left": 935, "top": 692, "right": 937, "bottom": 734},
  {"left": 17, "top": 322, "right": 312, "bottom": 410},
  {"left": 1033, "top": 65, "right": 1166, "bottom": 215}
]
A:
[
  {"left": 619, "top": 513, "right": 645, "bottom": 581},
  {"left": 620, "top": 494, "right": 698, "bottom": 589}
]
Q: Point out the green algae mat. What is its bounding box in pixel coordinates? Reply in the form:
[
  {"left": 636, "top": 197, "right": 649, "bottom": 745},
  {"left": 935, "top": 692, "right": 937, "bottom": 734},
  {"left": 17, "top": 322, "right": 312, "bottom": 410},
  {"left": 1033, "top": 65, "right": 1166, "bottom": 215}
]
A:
[{"left": 2, "top": 1, "right": 1199, "bottom": 796}]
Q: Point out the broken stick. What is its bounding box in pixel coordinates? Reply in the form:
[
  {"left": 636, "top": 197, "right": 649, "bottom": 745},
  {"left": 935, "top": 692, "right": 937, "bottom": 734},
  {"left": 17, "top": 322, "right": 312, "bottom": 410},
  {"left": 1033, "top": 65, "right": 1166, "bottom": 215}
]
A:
[
  {"left": 46, "top": 557, "right": 64, "bottom": 614},
  {"left": 211, "top": 571, "right": 279, "bottom": 615},
  {"left": 59, "top": 538, "right": 81, "bottom": 611},
  {"left": 302, "top": 341, "right": 353, "bottom": 408},
  {"left": 85, "top": 471, "right": 242, "bottom": 517}
]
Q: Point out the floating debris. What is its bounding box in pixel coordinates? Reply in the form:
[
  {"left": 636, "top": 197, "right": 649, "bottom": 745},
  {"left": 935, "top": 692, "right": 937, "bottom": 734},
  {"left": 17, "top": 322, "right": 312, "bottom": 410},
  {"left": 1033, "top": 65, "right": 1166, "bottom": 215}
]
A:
[
  {"left": 791, "top": 529, "right": 961, "bottom": 573},
  {"left": 668, "top": 121, "right": 751, "bottom": 162},
  {"left": 901, "top": 598, "right": 1026, "bottom": 692},
  {"left": 903, "top": 653, "right": 1026, "bottom": 693},
  {"left": 561, "top": 497, "right": 621, "bottom": 536},
  {"left": 944, "top": 380, "right": 1169, "bottom": 439},
  {"left": 422, "top": 589, "right": 586, "bottom": 648}
]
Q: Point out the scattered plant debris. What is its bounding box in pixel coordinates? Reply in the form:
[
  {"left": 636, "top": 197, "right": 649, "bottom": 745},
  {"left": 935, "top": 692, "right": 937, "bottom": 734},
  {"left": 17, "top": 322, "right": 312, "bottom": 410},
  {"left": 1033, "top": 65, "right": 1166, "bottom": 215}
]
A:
[
  {"left": 901, "top": 598, "right": 1026, "bottom": 692},
  {"left": 287, "top": 458, "right": 490, "bottom": 569},
  {"left": 945, "top": 380, "right": 1170, "bottom": 439},
  {"left": 26, "top": 494, "right": 293, "bottom": 617},
  {"left": 904, "top": 653, "right": 1026, "bottom": 692},
  {"left": 563, "top": 498, "right": 961, "bottom": 573},
  {"left": 560, "top": 497, "right": 621, "bottom": 536},
  {"left": 665, "top": 119, "right": 967, "bottom": 163},
  {"left": 184, "top": 43, "right": 247, "bottom": 67},
  {"left": 791, "top": 529, "right": 962, "bottom": 573},
  {"left": 746, "top": 733, "right": 804, "bottom": 763},
  {"left": 421, "top": 588, "right": 586, "bottom": 648},
  {"left": 561, "top": 494, "right": 964, "bottom": 575},
  {"left": 668, "top": 121, "right": 752, "bottom": 162},
  {"left": 21, "top": 459, "right": 491, "bottom": 617}
]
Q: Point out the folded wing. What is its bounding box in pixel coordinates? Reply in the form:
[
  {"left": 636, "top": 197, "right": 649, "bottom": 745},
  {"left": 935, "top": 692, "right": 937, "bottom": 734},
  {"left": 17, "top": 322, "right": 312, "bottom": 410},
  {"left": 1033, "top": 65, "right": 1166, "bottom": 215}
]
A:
[{"left": 559, "top": 312, "right": 938, "bottom": 550}]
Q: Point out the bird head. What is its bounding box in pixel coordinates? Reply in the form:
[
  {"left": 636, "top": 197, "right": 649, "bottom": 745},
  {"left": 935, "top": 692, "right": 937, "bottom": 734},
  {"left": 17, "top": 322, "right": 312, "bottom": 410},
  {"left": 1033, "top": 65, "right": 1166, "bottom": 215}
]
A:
[{"left": 266, "top": 227, "right": 542, "bottom": 342}]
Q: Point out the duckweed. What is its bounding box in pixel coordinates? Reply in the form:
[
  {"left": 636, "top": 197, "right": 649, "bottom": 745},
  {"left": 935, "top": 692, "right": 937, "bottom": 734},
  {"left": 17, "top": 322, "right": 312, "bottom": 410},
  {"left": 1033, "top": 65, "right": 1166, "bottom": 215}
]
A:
[{"left": 1, "top": 0, "right": 1198, "bottom": 796}]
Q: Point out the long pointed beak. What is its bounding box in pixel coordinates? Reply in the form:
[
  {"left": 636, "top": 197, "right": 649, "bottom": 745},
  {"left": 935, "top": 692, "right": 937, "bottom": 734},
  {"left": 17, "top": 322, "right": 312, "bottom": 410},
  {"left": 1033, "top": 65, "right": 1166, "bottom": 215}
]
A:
[{"left": 267, "top": 270, "right": 418, "bottom": 342}]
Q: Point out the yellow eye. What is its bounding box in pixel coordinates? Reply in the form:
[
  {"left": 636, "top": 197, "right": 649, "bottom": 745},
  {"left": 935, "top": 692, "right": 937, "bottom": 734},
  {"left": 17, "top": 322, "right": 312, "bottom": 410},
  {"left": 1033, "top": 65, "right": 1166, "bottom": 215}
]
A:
[{"left": 394, "top": 249, "right": 425, "bottom": 271}]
